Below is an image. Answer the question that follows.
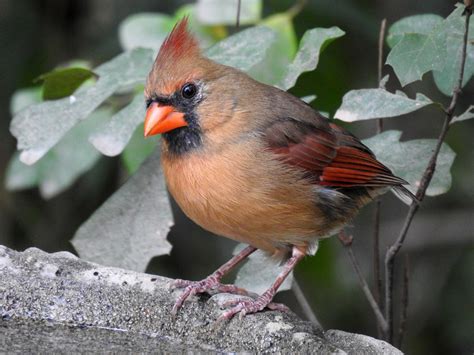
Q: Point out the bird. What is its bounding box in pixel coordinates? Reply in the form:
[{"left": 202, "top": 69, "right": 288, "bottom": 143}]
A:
[{"left": 143, "top": 18, "right": 415, "bottom": 320}]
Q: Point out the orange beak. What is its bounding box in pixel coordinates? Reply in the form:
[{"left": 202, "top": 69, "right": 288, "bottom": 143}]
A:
[{"left": 144, "top": 102, "right": 187, "bottom": 137}]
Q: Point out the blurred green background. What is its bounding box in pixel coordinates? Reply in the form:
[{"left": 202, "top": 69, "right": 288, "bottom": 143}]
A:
[{"left": 0, "top": 1, "right": 472, "bottom": 354}]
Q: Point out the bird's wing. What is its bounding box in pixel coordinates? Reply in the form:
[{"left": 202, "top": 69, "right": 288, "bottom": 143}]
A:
[{"left": 264, "top": 117, "right": 407, "bottom": 187}]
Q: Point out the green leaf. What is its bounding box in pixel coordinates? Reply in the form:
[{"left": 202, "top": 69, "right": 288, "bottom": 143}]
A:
[
  {"left": 363, "top": 131, "right": 456, "bottom": 197},
  {"left": 255, "top": 12, "right": 297, "bottom": 86},
  {"left": 262, "top": 12, "right": 298, "bottom": 59},
  {"left": 206, "top": 26, "right": 279, "bottom": 79},
  {"left": 6, "top": 108, "right": 111, "bottom": 198},
  {"left": 386, "top": 27, "right": 446, "bottom": 87},
  {"left": 37, "top": 67, "right": 97, "bottom": 101},
  {"left": 119, "top": 13, "right": 174, "bottom": 52},
  {"left": 71, "top": 150, "right": 172, "bottom": 272},
  {"left": 9, "top": 87, "right": 42, "bottom": 115},
  {"left": 89, "top": 93, "right": 145, "bottom": 156},
  {"left": 10, "top": 48, "right": 154, "bottom": 166},
  {"left": 196, "top": 0, "right": 262, "bottom": 25},
  {"left": 5, "top": 152, "right": 40, "bottom": 191},
  {"left": 334, "top": 89, "right": 433, "bottom": 122},
  {"left": 451, "top": 105, "right": 474, "bottom": 124},
  {"left": 433, "top": 5, "right": 474, "bottom": 96},
  {"left": 277, "top": 27, "right": 345, "bottom": 90},
  {"left": 386, "top": 14, "right": 443, "bottom": 48},
  {"left": 233, "top": 244, "right": 293, "bottom": 295},
  {"left": 121, "top": 124, "right": 158, "bottom": 174}
]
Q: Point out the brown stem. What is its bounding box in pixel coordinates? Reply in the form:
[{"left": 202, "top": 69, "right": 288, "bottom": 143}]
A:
[
  {"left": 373, "top": 19, "right": 387, "bottom": 339},
  {"left": 338, "top": 231, "right": 388, "bottom": 334},
  {"left": 397, "top": 255, "right": 410, "bottom": 349},
  {"left": 292, "top": 279, "right": 321, "bottom": 327},
  {"left": 384, "top": 7, "right": 471, "bottom": 343},
  {"left": 236, "top": 0, "right": 242, "bottom": 28},
  {"left": 373, "top": 202, "right": 383, "bottom": 311}
]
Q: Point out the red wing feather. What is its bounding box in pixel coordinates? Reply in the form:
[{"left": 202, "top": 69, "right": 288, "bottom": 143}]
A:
[{"left": 266, "top": 118, "right": 406, "bottom": 188}]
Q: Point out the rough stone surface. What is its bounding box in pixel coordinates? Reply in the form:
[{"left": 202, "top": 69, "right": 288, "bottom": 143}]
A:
[{"left": 0, "top": 245, "right": 402, "bottom": 353}]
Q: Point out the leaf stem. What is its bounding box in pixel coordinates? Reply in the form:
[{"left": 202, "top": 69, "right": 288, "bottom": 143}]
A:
[{"left": 384, "top": 6, "right": 471, "bottom": 343}]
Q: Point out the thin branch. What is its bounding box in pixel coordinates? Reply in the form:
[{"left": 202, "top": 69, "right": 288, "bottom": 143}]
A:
[
  {"left": 397, "top": 255, "right": 410, "bottom": 349},
  {"left": 338, "top": 231, "right": 388, "bottom": 334},
  {"left": 292, "top": 279, "right": 321, "bottom": 327},
  {"left": 372, "top": 201, "right": 383, "bottom": 336},
  {"left": 236, "top": 0, "right": 242, "bottom": 28},
  {"left": 384, "top": 7, "right": 472, "bottom": 343},
  {"left": 377, "top": 19, "right": 387, "bottom": 84},
  {"left": 376, "top": 18, "right": 387, "bottom": 132},
  {"left": 372, "top": 20, "right": 387, "bottom": 339}
]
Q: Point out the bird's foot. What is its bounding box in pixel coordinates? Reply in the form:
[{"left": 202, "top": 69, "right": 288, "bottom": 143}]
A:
[
  {"left": 171, "top": 277, "right": 250, "bottom": 315},
  {"left": 217, "top": 289, "right": 289, "bottom": 321}
]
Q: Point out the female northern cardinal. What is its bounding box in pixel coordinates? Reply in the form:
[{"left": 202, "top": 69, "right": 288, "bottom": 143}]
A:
[{"left": 144, "top": 19, "right": 415, "bottom": 320}]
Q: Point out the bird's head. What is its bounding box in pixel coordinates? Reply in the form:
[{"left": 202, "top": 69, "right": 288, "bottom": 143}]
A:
[{"left": 144, "top": 17, "right": 249, "bottom": 155}]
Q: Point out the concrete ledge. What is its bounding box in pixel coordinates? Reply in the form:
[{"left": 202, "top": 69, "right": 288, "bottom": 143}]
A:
[{"left": 0, "top": 245, "right": 401, "bottom": 353}]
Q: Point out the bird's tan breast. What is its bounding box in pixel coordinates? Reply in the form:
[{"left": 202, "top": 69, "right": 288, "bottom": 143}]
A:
[{"left": 161, "top": 142, "right": 330, "bottom": 253}]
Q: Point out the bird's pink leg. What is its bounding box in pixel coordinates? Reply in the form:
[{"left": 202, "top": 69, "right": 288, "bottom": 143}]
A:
[
  {"left": 171, "top": 245, "right": 257, "bottom": 315},
  {"left": 218, "top": 246, "right": 305, "bottom": 321}
]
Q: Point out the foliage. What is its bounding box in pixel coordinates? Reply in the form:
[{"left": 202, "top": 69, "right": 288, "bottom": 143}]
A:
[{"left": 5, "top": 1, "right": 473, "bottom": 300}]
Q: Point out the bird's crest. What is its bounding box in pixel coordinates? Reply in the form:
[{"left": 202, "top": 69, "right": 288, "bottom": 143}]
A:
[{"left": 157, "top": 17, "right": 200, "bottom": 62}]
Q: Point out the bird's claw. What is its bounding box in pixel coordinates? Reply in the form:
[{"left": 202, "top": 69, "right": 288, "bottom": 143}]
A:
[
  {"left": 217, "top": 294, "right": 289, "bottom": 322},
  {"left": 170, "top": 277, "right": 251, "bottom": 316}
]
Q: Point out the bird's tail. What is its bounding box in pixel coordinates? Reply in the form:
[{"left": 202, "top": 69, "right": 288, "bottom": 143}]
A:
[{"left": 391, "top": 185, "right": 419, "bottom": 205}]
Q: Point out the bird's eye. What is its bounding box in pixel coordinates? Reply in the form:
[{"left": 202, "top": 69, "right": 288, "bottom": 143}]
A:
[{"left": 181, "top": 83, "right": 197, "bottom": 99}]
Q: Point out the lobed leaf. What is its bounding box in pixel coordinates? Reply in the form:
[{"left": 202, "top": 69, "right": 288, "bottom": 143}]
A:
[
  {"left": 386, "top": 14, "right": 443, "bottom": 48},
  {"left": 121, "top": 124, "right": 158, "bottom": 174},
  {"left": 386, "top": 4, "right": 474, "bottom": 92},
  {"left": 262, "top": 12, "right": 298, "bottom": 59},
  {"left": 10, "top": 48, "right": 154, "bottom": 166},
  {"left": 6, "top": 109, "right": 111, "bottom": 198},
  {"left": 334, "top": 88, "right": 433, "bottom": 122},
  {"left": 253, "top": 12, "right": 296, "bottom": 86},
  {"left": 363, "top": 130, "right": 456, "bottom": 197},
  {"left": 432, "top": 4, "right": 474, "bottom": 96},
  {"left": 277, "top": 27, "right": 345, "bottom": 90},
  {"left": 386, "top": 28, "right": 446, "bottom": 87},
  {"left": 9, "top": 87, "right": 42, "bottom": 115},
  {"left": 206, "top": 26, "right": 278, "bottom": 74},
  {"left": 89, "top": 93, "right": 145, "bottom": 157},
  {"left": 71, "top": 149, "right": 172, "bottom": 272}
]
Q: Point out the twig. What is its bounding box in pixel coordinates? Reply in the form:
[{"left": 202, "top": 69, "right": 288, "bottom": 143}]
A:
[
  {"left": 377, "top": 19, "right": 387, "bottom": 85},
  {"left": 292, "top": 279, "right": 321, "bottom": 327},
  {"left": 397, "top": 255, "right": 410, "bottom": 349},
  {"left": 372, "top": 201, "right": 383, "bottom": 335},
  {"left": 384, "top": 6, "right": 472, "bottom": 343},
  {"left": 376, "top": 18, "right": 387, "bottom": 131},
  {"left": 236, "top": 0, "right": 241, "bottom": 28},
  {"left": 338, "top": 231, "right": 388, "bottom": 334},
  {"left": 372, "top": 20, "right": 387, "bottom": 339}
]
